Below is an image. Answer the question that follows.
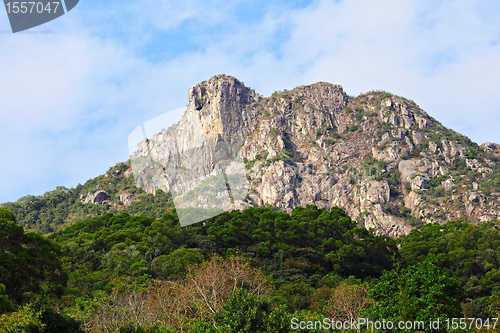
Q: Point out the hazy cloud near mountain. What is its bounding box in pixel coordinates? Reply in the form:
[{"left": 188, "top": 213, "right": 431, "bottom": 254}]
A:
[{"left": 0, "top": 0, "right": 499, "bottom": 203}]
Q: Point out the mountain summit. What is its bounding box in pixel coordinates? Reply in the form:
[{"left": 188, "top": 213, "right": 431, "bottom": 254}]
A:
[{"left": 129, "top": 74, "right": 500, "bottom": 237}]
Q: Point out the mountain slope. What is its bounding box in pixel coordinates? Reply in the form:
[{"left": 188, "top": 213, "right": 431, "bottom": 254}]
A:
[
  {"left": 130, "top": 74, "right": 500, "bottom": 236},
  {"left": 0, "top": 162, "right": 174, "bottom": 233},
  {"left": 4, "top": 74, "right": 500, "bottom": 237}
]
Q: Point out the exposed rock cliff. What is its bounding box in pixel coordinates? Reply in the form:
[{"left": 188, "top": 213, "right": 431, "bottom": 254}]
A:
[{"left": 129, "top": 74, "right": 500, "bottom": 236}]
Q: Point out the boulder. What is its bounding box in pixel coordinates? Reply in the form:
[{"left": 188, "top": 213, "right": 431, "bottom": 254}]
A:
[
  {"left": 84, "top": 191, "right": 110, "bottom": 204},
  {"left": 481, "top": 142, "right": 497, "bottom": 152},
  {"left": 411, "top": 175, "right": 429, "bottom": 191},
  {"left": 428, "top": 141, "right": 438, "bottom": 153},
  {"left": 119, "top": 193, "right": 136, "bottom": 207},
  {"left": 443, "top": 178, "right": 454, "bottom": 192},
  {"left": 398, "top": 159, "right": 432, "bottom": 183},
  {"left": 412, "top": 131, "right": 425, "bottom": 145},
  {"left": 124, "top": 168, "right": 134, "bottom": 178},
  {"left": 391, "top": 128, "right": 407, "bottom": 139}
]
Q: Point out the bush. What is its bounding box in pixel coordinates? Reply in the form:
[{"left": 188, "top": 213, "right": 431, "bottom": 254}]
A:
[
  {"left": 191, "top": 289, "right": 290, "bottom": 333},
  {"left": 348, "top": 125, "right": 358, "bottom": 132},
  {"left": 435, "top": 211, "right": 445, "bottom": 219},
  {"left": 269, "top": 127, "right": 279, "bottom": 138},
  {"left": 408, "top": 217, "right": 423, "bottom": 229},
  {"left": 464, "top": 151, "right": 476, "bottom": 159},
  {"left": 354, "top": 107, "right": 364, "bottom": 121},
  {"left": 433, "top": 188, "right": 445, "bottom": 197}
]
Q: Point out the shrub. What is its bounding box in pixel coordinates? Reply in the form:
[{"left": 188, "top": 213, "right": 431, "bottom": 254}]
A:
[
  {"left": 434, "top": 188, "right": 444, "bottom": 197},
  {"left": 269, "top": 127, "right": 279, "bottom": 138},
  {"left": 408, "top": 217, "right": 423, "bottom": 229},
  {"left": 435, "top": 211, "right": 445, "bottom": 219},
  {"left": 464, "top": 151, "right": 476, "bottom": 159},
  {"left": 354, "top": 107, "right": 365, "bottom": 121},
  {"left": 293, "top": 95, "right": 304, "bottom": 107},
  {"left": 379, "top": 92, "right": 392, "bottom": 99}
]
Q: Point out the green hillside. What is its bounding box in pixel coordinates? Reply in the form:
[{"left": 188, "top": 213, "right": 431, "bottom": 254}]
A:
[{"left": 0, "top": 162, "right": 175, "bottom": 234}]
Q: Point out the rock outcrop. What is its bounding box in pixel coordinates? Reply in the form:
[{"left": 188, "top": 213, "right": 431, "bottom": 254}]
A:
[
  {"left": 84, "top": 191, "right": 110, "bottom": 204},
  {"left": 119, "top": 193, "right": 136, "bottom": 207}
]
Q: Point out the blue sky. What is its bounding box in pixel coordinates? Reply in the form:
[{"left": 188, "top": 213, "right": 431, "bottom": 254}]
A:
[{"left": 0, "top": 0, "right": 499, "bottom": 203}]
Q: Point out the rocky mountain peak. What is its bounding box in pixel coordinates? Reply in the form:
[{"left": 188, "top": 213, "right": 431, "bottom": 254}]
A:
[
  {"left": 129, "top": 75, "right": 500, "bottom": 237},
  {"left": 187, "top": 74, "right": 261, "bottom": 145}
]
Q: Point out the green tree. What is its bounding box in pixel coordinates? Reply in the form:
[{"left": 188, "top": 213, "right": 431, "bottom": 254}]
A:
[
  {"left": 0, "top": 303, "right": 45, "bottom": 333},
  {"left": 399, "top": 221, "right": 500, "bottom": 317},
  {"left": 151, "top": 247, "right": 204, "bottom": 279},
  {"left": 0, "top": 208, "right": 67, "bottom": 307},
  {"left": 190, "top": 289, "right": 290, "bottom": 333},
  {"left": 369, "top": 255, "right": 463, "bottom": 332}
]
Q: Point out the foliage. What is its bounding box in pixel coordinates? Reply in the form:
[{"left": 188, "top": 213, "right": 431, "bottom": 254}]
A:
[
  {"left": 426, "top": 173, "right": 450, "bottom": 190},
  {"left": 151, "top": 247, "right": 204, "bottom": 279},
  {"left": 369, "top": 255, "right": 463, "bottom": 332},
  {"left": 81, "top": 255, "right": 268, "bottom": 332},
  {"left": 0, "top": 209, "right": 67, "bottom": 307},
  {"left": 184, "top": 205, "right": 398, "bottom": 281},
  {"left": 325, "top": 138, "right": 335, "bottom": 145},
  {"left": 293, "top": 95, "right": 304, "bottom": 107},
  {"left": 354, "top": 107, "right": 364, "bottom": 121},
  {"left": 0, "top": 303, "right": 45, "bottom": 333},
  {"left": 4, "top": 197, "right": 500, "bottom": 331},
  {"left": 191, "top": 289, "right": 290, "bottom": 333},
  {"left": 399, "top": 221, "right": 500, "bottom": 317}
]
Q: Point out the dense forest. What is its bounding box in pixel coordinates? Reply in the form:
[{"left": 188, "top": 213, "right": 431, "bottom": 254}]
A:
[{"left": 1, "top": 203, "right": 500, "bottom": 332}]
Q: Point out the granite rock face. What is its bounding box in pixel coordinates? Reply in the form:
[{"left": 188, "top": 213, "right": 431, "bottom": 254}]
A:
[{"left": 128, "top": 74, "right": 500, "bottom": 237}]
